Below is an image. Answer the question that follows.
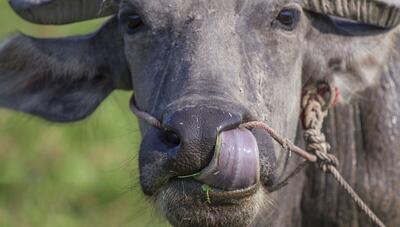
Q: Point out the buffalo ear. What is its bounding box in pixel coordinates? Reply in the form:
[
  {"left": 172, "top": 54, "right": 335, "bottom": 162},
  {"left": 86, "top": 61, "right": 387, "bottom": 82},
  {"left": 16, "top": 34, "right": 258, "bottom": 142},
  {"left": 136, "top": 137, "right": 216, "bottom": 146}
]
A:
[
  {"left": 0, "top": 17, "right": 131, "bottom": 122},
  {"left": 303, "top": 13, "right": 395, "bottom": 102}
]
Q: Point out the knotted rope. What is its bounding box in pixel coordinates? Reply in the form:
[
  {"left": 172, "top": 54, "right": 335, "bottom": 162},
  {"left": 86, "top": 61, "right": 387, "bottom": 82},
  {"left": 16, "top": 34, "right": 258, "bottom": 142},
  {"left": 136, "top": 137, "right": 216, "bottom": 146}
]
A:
[
  {"left": 301, "top": 82, "right": 339, "bottom": 171},
  {"left": 240, "top": 81, "right": 385, "bottom": 227},
  {"left": 129, "top": 81, "right": 386, "bottom": 227}
]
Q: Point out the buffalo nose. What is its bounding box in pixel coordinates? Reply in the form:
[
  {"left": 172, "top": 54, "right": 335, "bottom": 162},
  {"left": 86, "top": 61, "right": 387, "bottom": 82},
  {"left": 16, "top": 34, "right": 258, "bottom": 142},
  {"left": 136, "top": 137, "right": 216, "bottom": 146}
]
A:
[{"left": 161, "top": 106, "right": 245, "bottom": 176}]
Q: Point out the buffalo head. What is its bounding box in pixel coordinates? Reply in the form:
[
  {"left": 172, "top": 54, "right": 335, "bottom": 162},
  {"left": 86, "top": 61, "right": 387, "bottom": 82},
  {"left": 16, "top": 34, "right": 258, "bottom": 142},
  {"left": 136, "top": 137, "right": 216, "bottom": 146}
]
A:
[{"left": 1, "top": 0, "right": 399, "bottom": 226}]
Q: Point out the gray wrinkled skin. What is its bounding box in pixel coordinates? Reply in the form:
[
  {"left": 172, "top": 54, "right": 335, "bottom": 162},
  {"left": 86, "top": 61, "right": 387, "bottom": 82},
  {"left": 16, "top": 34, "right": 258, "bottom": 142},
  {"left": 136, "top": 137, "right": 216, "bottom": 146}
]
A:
[{"left": 1, "top": 0, "right": 400, "bottom": 226}]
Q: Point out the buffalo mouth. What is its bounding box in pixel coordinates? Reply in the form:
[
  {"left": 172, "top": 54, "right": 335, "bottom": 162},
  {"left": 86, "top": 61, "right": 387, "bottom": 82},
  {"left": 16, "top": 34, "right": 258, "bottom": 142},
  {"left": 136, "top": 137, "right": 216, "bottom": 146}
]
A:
[
  {"left": 146, "top": 128, "right": 277, "bottom": 227},
  {"left": 155, "top": 179, "right": 269, "bottom": 227}
]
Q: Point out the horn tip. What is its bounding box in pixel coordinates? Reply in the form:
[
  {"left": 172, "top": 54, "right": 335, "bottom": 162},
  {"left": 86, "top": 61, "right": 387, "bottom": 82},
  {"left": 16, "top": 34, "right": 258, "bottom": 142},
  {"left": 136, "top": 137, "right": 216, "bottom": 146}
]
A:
[{"left": 8, "top": 0, "right": 53, "bottom": 10}]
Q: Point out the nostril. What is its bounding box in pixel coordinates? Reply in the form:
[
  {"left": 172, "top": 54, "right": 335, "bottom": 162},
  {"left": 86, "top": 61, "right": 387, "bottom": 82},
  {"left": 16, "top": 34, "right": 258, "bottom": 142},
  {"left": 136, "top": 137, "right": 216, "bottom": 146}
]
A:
[{"left": 163, "top": 130, "right": 181, "bottom": 147}]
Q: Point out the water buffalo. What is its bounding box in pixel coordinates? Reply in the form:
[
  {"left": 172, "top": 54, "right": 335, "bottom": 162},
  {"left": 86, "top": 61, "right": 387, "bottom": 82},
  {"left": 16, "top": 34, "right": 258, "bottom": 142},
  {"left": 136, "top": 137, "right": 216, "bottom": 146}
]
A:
[{"left": 1, "top": 0, "right": 400, "bottom": 226}]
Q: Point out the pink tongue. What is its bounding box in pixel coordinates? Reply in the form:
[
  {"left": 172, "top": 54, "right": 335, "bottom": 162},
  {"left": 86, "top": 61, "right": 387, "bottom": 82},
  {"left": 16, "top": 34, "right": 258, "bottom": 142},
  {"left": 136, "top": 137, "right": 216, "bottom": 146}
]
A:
[{"left": 196, "top": 128, "right": 260, "bottom": 190}]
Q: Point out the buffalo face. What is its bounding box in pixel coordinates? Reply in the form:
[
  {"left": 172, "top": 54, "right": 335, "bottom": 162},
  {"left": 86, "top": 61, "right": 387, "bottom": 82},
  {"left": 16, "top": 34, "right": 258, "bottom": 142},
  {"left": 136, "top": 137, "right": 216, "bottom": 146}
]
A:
[{"left": 125, "top": 1, "right": 304, "bottom": 226}]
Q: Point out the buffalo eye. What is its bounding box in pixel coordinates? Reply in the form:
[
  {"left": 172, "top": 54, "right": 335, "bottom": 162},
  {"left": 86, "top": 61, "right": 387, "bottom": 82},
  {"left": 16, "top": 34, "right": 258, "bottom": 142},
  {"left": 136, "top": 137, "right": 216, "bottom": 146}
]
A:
[
  {"left": 275, "top": 8, "right": 300, "bottom": 31},
  {"left": 122, "top": 15, "right": 143, "bottom": 35}
]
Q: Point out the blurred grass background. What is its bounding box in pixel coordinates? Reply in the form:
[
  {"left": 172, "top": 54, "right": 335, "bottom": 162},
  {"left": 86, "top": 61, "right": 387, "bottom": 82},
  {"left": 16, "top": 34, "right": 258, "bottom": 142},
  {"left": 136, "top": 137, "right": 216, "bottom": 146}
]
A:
[{"left": 0, "top": 2, "right": 166, "bottom": 227}]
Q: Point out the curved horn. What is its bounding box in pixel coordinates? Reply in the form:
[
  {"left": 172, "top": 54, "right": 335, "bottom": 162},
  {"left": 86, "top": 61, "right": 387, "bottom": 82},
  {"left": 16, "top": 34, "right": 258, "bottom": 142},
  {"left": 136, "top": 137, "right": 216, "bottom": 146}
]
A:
[
  {"left": 303, "top": 0, "right": 400, "bottom": 28},
  {"left": 8, "top": 0, "right": 118, "bottom": 25}
]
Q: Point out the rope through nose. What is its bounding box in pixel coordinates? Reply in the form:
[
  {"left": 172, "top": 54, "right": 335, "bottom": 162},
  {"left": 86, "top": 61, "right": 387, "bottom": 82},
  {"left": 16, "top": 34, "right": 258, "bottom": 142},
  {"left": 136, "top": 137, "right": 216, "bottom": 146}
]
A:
[
  {"left": 129, "top": 95, "right": 162, "bottom": 129},
  {"left": 239, "top": 122, "right": 317, "bottom": 162}
]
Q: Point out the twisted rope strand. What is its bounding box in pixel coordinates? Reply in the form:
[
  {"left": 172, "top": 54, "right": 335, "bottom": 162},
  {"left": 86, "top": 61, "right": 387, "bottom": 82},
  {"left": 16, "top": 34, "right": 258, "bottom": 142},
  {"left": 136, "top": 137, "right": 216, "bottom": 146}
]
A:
[
  {"left": 129, "top": 96, "right": 162, "bottom": 129},
  {"left": 328, "top": 166, "right": 386, "bottom": 227},
  {"left": 239, "top": 122, "right": 318, "bottom": 162}
]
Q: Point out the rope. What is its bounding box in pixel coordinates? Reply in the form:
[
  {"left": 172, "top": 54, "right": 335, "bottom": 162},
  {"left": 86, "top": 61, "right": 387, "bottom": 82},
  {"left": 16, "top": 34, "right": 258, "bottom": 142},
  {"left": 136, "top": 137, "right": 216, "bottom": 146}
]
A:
[
  {"left": 129, "top": 96, "right": 162, "bottom": 129},
  {"left": 239, "top": 121, "right": 317, "bottom": 162},
  {"left": 241, "top": 81, "right": 386, "bottom": 227},
  {"left": 241, "top": 121, "right": 386, "bottom": 227},
  {"left": 301, "top": 82, "right": 339, "bottom": 171},
  {"left": 328, "top": 166, "right": 386, "bottom": 227},
  {"left": 129, "top": 81, "right": 386, "bottom": 227}
]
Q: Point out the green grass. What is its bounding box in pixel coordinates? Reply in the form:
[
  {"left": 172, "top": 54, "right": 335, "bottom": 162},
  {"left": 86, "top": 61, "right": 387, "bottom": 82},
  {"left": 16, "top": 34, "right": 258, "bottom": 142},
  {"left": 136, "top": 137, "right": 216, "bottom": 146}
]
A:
[{"left": 0, "top": 2, "right": 167, "bottom": 226}]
